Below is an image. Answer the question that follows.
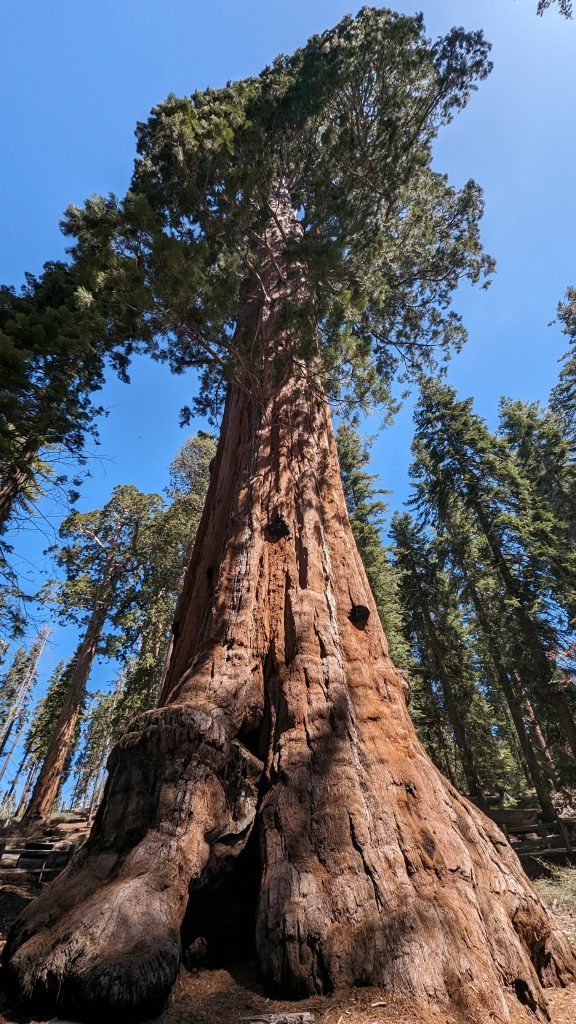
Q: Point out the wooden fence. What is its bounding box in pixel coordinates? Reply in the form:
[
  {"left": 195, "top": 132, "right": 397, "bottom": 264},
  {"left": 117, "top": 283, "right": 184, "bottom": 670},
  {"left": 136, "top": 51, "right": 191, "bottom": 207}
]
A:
[{"left": 487, "top": 808, "right": 576, "bottom": 860}]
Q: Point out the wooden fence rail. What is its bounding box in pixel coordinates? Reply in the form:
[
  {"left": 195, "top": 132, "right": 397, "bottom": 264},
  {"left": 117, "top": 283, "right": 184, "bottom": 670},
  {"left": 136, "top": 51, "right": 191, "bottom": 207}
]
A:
[{"left": 487, "top": 808, "right": 576, "bottom": 860}]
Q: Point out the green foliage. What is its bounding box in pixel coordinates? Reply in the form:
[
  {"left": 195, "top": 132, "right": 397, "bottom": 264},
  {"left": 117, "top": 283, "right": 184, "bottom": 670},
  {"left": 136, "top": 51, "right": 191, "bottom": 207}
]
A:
[
  {"left": 43, "top": 484, "right": 164, "bottom": 649},
  {"left": 390, "top": 512, "right": 519, "bottom": 801},
  {"left": 0, "top": 211, "right": 161, "bottom": 639},
  {"left": 24, "top": 661, "right": 79, "bottom": 768},
  {"left": 66, "top": 434, "right": 215, "bottom": 793},
  {"left": 410, "top": 379, "right": 565, "bottom": 659},
  {"left": 0, "top": 263, "right": 101, "bottom": 478},
  {"left": 336, "top": 423, "right": 412, "bottom": 671},
  {"left": 537, "top": 0, "right": 573, "bottom": 16},
  {"left": 550, "top": 287, "right": 576, "bottom": 441},
  {"left": 110, "top": 433, "right": 216, "bottom": 662},
  {"left": 71, "top": 688, "right": 117, "bottom": 807},
  {"left": 499, "top": 397, "right": 576, "bottom": 623},
  {"left": 405, "top": 377, "right": 576, "bottom": 793},
  {"left": 0, "top": 253, "right": 146, "bottom": 522},
  {"left": 0, "top": 646, "right": 31, "bottom": 732},
  {"left": 61, "top": 8, "right": 493, "bottom": 423},
  {"left": 0, "top": 634, "right": 45, "bottom": 737}
]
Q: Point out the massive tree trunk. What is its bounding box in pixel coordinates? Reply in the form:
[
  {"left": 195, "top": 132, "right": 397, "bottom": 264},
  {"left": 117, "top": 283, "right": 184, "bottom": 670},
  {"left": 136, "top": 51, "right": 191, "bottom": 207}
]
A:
[
  {"left": 4, "top": 376, "right": 576, "bottom": 1021},
  {"left": 4, "top": 204, "right": 576, "bottom": 1023}
]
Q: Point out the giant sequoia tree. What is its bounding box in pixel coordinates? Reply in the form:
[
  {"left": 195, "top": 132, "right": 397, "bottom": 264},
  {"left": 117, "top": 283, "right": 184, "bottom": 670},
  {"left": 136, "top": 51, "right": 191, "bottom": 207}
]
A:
[{"left": 4, "top": 9, "right": 576, "bottom": 1023}]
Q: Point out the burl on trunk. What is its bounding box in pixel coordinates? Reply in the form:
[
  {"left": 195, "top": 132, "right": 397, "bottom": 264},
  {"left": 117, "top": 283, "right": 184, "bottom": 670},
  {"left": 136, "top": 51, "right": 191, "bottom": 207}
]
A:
[{"left": 3, "top": 375, "right": 576, "bottom": 1022}]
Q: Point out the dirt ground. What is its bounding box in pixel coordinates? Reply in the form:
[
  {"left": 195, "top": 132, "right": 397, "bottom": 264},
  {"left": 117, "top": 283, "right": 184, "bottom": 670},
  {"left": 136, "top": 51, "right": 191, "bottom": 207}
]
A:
[
  {"left": 0, "top": 863, "right": 576, "bottom": 1024},
  {"left": 146, "top": 962, "right": 576, "bottom": 1024}
]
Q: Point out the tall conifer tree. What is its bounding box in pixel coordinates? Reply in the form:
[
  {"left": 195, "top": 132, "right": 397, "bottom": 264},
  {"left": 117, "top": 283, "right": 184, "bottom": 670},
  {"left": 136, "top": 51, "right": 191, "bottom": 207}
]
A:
[
  {"left": 6, "top": 11, "right": 574, "bottom": 1022},
  {"left": 23, "top": 486, "right": 163, "bottom": 820},
  {"left": 411, "top": 378, "right": 576, "bottom": 759}
]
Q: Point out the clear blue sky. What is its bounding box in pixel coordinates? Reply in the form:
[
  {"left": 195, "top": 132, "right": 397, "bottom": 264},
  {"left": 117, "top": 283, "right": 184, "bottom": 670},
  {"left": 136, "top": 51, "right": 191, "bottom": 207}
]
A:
[{"left": 0, "top": 2, "right": 575, "bottom": 789}]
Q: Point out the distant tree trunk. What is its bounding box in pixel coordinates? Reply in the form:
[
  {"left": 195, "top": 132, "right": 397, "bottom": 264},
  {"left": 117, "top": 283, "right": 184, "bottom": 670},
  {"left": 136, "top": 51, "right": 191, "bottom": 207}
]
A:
[
  {"left": 4, "top": 198, "right": 576, "bottom": 1023},
  {"left": 0, "top": 719, "right": 16, "bottom": 761},
  {"left": 415, "top": 612, "right": 487, "bottom": 808},
  {"left": 419, "top": 675, "right": 458, "bottom": 787},
  {"left": 462, "top": 575, "right": 556, "bottom": 817},
  {"left": 69, "top": 771, "right": 84, "bottom": 813},
  {"left": 549, "top": 690, "right": 576, "bottom": 759},
  {"left": 0, "top": 436, "right": 39, "bottom": 528},
  {"left": 501, "top": 680, "right": 556, "bottom": 818},
  {"left": 88, "top": 764, "right": 107, "bottom": 820},
  {"left": 16, "top": 766, "right": 37, "bottom": 817},
  {"left": 471, "top": 500, "right": 576, "bottom": 756},
  {"left": 157, "top": 633, "right": 173, "bottom": 702},
  {"left": 22, "top": 585, "right": 115, "bottom": 822},
  {"left": 0, "top": 720, "right": 27, "bottom": 786},
  {"left": 0, "top": 629, "right": 49, "bottom": 755},
  {"left": 0, "top": 745, "right": 29, "bottom": 812},
  {"left": 522, "top": 692, "right": 558, "bottom": 778},
  {"left": 128, "top": 622, "right": 165, "bottom": 711}
]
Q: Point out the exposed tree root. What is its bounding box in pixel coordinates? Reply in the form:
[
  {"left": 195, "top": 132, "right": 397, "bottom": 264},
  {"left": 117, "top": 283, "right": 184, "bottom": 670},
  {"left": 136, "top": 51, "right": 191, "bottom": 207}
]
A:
[{"left": 2, "top": 705, "right": 261, "bottom": 1021}]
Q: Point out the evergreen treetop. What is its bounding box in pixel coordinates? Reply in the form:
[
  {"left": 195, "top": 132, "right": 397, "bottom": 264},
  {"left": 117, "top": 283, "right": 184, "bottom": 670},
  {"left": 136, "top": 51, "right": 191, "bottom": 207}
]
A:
[
  {"left": 550, "top": 287, "right": 576, "bottom": 441},
  {"left": 62, "top": 7, "right": 493, "bottom": 422},
  {"left": 43, "top": 485, "right": 164, "bottom": 646}
]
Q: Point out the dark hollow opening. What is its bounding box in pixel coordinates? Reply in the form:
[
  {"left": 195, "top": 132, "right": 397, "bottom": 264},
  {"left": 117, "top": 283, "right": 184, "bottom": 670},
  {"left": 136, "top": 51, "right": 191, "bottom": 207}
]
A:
[
  {"left": 348, "top": 604, "right": 370, "bottom": 628},
  {"left": 513, "top": 978, "right": 537, "bottom": 1011},
  {"left": 181, "top": 823, "right": 261, "bottom": 970},
  {"left": 237, "top": 723, "right": 264, "bottom": 761}
]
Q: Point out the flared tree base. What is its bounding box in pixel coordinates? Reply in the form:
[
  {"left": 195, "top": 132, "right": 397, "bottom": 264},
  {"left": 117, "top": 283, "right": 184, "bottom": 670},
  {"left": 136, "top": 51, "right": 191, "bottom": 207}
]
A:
[
  {"left": 2, "top": 705, "right": 262, "bottom": 1021},
  {"left": 3, "top": 702, "right": 576, "bottom": 1023}
]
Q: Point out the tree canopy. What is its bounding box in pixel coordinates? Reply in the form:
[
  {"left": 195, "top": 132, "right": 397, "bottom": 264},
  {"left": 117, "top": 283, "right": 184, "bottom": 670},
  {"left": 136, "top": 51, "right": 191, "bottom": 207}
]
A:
[
  {"left": 537, "top": 1, "right": 573, "bottom": 17},
  {"left": 61, "top": 7, "right": 493, "bottom": 424}
]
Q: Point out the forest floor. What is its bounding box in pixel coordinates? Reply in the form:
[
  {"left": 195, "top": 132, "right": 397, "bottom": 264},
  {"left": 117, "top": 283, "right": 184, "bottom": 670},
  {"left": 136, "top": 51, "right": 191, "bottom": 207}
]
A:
[{"left": 0, "top": 862, "right": 575, "bottom": 1024}]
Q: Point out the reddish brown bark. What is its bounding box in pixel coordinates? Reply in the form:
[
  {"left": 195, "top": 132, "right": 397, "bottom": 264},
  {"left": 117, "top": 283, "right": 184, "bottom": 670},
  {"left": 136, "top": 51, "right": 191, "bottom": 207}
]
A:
[{"left": 4, "top": 202, "right": 576, "bottom": 1022}]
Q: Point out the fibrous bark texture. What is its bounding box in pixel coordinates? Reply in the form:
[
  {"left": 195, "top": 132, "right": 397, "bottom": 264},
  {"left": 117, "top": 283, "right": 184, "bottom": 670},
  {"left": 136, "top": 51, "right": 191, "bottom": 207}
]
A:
[
  {"left": 4, "top": 706, "right": 261, "bottom": 1020},
  {"left": 4, "top": 203, "right": 576, "bottom": 1022}
]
